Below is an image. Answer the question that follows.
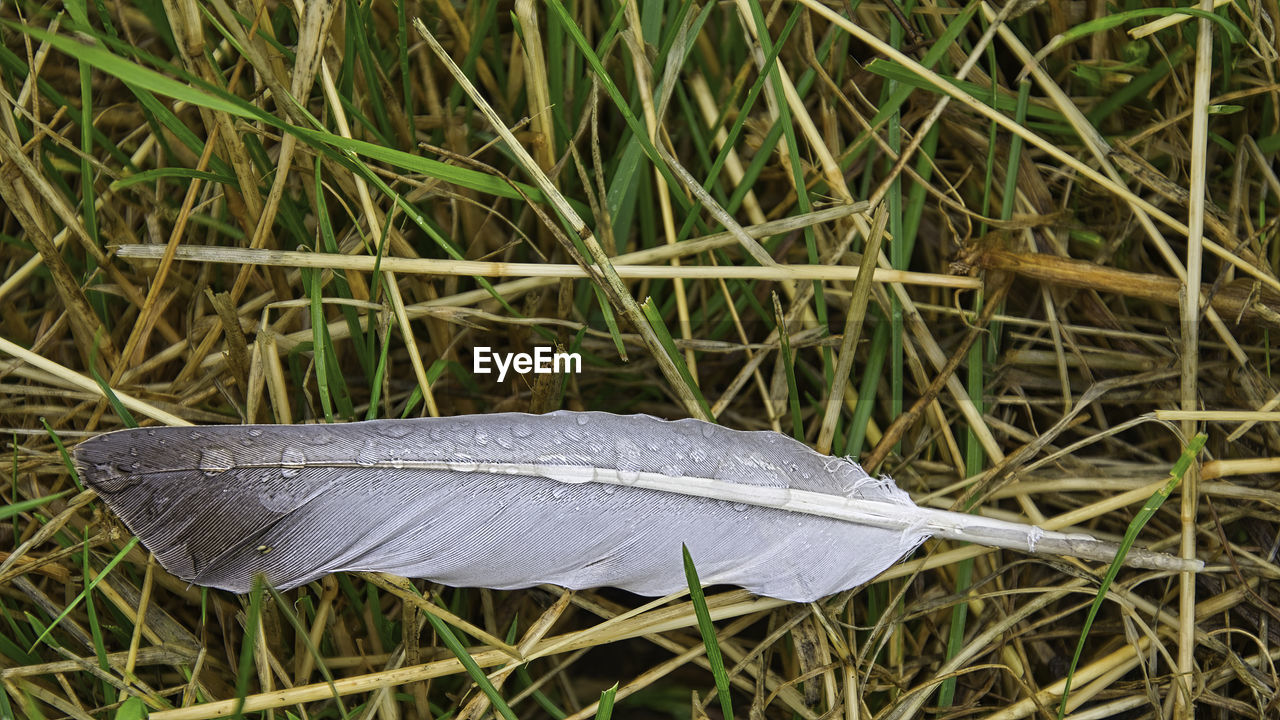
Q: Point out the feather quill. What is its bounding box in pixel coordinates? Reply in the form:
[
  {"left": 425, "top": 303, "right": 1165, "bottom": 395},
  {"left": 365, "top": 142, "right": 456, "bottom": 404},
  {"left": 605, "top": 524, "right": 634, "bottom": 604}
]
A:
[{"left": 74, "top": 411, "right": 1199, "bottom": 602}]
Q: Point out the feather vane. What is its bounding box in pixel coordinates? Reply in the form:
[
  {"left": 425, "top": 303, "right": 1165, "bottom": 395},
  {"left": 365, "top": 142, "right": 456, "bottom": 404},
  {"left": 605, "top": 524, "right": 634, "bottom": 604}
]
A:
[{"left": 74, "top": 411, "right": 1199, "bottom": 602}]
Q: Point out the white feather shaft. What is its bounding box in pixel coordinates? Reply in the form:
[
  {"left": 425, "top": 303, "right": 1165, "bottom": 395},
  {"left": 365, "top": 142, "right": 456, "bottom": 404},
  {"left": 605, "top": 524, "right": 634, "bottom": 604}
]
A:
[{"left": 208, "top": 458, "right": 1201, "bottom": 573}]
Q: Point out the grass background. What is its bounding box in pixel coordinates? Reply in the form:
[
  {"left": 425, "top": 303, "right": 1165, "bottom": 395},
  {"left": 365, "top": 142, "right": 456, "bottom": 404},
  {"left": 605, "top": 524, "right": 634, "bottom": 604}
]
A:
[{"left": 2, "top": 0, "right": 1279, "bottom": 718}]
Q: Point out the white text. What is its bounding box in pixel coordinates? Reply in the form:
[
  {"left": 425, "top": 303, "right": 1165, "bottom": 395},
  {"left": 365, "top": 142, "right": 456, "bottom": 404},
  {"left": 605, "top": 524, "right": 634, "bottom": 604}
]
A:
[{"left": 473, "top": 347, "right": 582, "bottom": 382}]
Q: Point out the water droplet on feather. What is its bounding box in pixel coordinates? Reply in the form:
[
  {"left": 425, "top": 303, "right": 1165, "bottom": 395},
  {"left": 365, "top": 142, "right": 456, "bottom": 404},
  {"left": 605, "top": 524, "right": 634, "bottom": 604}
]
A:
[
  {"left": 357, "top": 441, "right": 382, "bottom": 466},
  {"left": 280, "top": 447, "right": 306, "bottom": 478},
  {"left": 199, "top": 448, "right": 233, "bottom": 476},
  {"left": 377, "top": 423, "right": 414, "bottom": 439}
]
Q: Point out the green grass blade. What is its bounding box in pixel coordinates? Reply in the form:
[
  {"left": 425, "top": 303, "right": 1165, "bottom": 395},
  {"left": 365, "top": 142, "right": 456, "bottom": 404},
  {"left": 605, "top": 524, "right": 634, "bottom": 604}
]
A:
[
  {"left": 307, "top": 268, "right": 335, "bottom": 423},
  {"left": 89, "top": 335, "right": 138, "bottom": 429},
  {"left": 109, "top": 168, "right": 237, "bottom": 191},
  {"left": 264, "top": 584, "right": 349, "bottom": 717},
  {"left": 421, "top": 603, "right": 519, "bottom": 720},
  {"left": 40, "top": 420, "right": 82, "bottom": 491},
  {"left": 641, "top": 298, "right": 712, "bottom": 419},
  {"left": 83, "top": 529, "right": 117, "bottom": 706},
  {"left": 28, "top": 537, "right": 139, "bottom": 651},
  {"left": 595, "top": 285, "right": 628, "bottom": 361},
  {"left": 113, "top": 696, "right": 147, "bottom": 720},
  {"left": 1039, "top": 9, "right": 1244, "bottom": 63},
  {"left": 864, "top": 59, "right": 1065, "bottom": 123},
  {"left": 841, "top": 321, "right": 889, "bottom": 458},
  {"left": 515, "top": 662, "right": 569, "bottom": 719},
  {"left": 1056, "top": 433, "right": 1208, "bottom": 718},
  {"left": 0, "top": 490, "right": 72, "bottom": 522},
  {"left": 231, "top": 576, "right": 266, "bottom": 720},
  {"left": 595, "top": 683, "right": 619, "bottom": 720},
  {"left": 682, "top": 546, "right": 733, "bottom": 720}
]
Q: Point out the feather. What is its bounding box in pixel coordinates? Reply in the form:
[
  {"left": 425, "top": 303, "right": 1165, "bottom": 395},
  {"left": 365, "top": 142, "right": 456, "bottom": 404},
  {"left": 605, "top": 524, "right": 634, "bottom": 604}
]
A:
[{"left": 73, "top": 411, "right": 1199, "bottom": 602}]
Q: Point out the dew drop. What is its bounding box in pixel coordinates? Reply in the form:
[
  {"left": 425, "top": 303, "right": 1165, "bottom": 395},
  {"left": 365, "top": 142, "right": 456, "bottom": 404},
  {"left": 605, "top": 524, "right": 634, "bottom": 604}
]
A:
[
  {"left": 247, "top": 428, "right": 263, "bottom": 438},
  {"left": 357, "top": 441, "right": 382, "bottom": 466},
  {"left": 551, "top": 486, "right": 568, "bottom": 499},
  {"left": 512, "top": 425, "right": 533, "bottom": 438},
  {"left": 378, "top": 423, "right": 414, "bottom": 439},
  {"left": 494, "top": 435, "right": 515, "bottom": 450},
  {"left": 280, "top": 447, "right": 307, "bottom": 478},
  {"left": 733, "top": 502, "right": 749, "bottom": 512},
  {"left": 576, "top": 414, "right": 590, "bottom": 425},
  {"left": 198, "top": 448, "right": 233, "bottom": 476},
  {"left": 602, "top": 485, "right": 615, "bottom": 495},
  {"left": 700, "top": 424, "right": 715, "bottom": 438}
]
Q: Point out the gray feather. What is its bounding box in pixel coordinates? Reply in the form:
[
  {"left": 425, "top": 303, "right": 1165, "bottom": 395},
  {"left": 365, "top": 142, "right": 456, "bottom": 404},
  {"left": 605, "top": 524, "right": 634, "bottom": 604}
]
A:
[
  {"left": 73, "top": 411, "right": 1200, "bottom": 602},
  {"left": 73, "top": 412, "right": 925, "bottom": 601}
]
